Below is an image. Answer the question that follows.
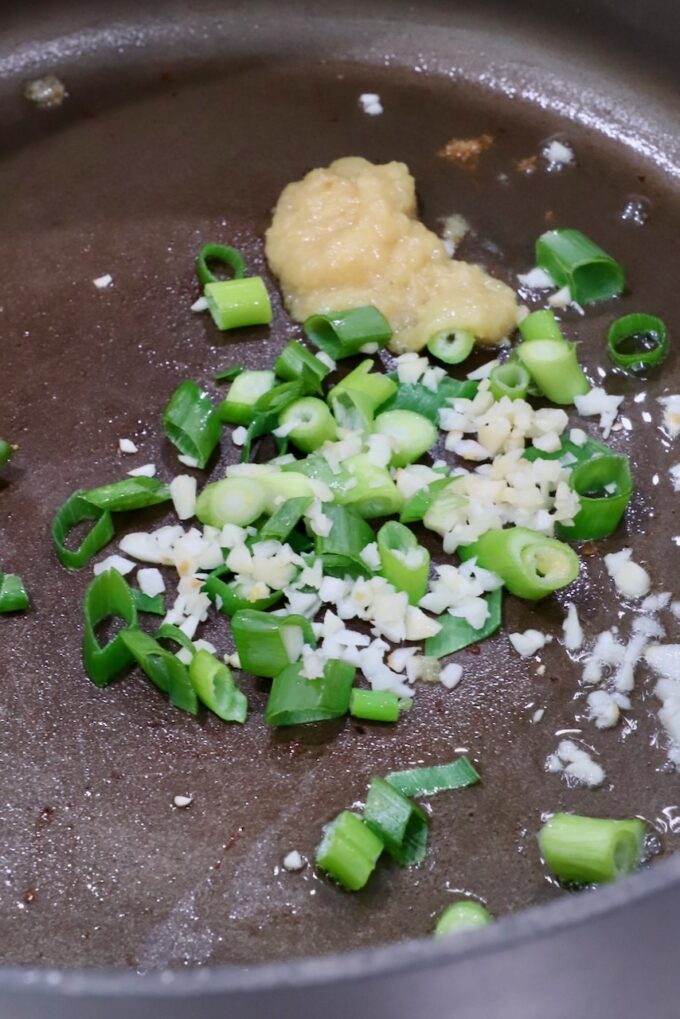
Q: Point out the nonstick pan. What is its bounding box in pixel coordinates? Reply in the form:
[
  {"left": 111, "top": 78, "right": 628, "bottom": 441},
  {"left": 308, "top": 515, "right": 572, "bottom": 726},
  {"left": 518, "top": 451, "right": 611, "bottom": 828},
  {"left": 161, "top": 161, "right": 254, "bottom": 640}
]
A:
[{"left": 1, "top": 0, "right": 679, "bottom": 1016}]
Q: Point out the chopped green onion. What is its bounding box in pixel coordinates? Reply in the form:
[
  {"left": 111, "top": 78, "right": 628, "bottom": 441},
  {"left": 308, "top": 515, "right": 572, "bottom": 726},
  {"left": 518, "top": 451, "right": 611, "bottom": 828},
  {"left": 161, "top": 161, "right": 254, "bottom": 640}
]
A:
[
  {"left": 130, "top": 589, "right": 165, "bottom": 615},
  {"left": 488, "top": 362, "right": 531, "bottom": 402},
  {"left": 316, "top": 811, "right": 384, "bottom": 891},
  {"left": 303, "top": 306, "right": 392, "bottom": 360},
  {"left": 314, "top": 503, "right": 375, "bottom": 576},
  {"left": 204, "top": 277, "right": 272, "bottom": 331},
  {"left": 163, "top": 380, "right": 222, "bottom": 469},
  {"left": 196, "top": 242, "right": 246, "bottom": 286},
  {"left": 82, "top": 569, "right": 137, "bottom": 686},
  {"left": 259, "top": 496, "right": 312, "bottom": 542},
  {"left": 425, "top": 588, "right": 502, "bottom": 658},
  {"left": 558, "top": 454, "right": 633, "bottom": 541},
  {"left": 202, "top": 567, "right": 284, "bottom": 615},
  {"left": 119, "top": 627, "right": 198, "bottom": 714},
  {"left": 377, "top": 521, "right": 430, "bottom": 605},
  {"left": 459, "top": 527, "right": 579, "bottom": 600},
  {"left": 536, "top": 228, "right": 625, "bottom": 304},
  {"left": 427, "top": 328, "right": 475, "bottom": 365},
  {"left": 195, "top": 477, "right": 266, "bottom": 527},
  {"left": 524, "top": 433, "right": 610, "bottom": 466},
  {"left": 51, "top": 491, "right": 115, "bottom": 570},
  {"left": 400, "top": 476, "right": 452, "bottom": 524},
  {"left": 518, "top": 309, "right": 565, "bottom": 344},
  {"left": 377, "top": 375, "right": 478, "bottom": 422},
  {"left": 538, "top": 813, "right": 646, "bottom": 885},
  {"left": 154, "top": 622, "right": 197, "bottom": 657},
  {"left": 214, "top": 365, "right": 244, "bottom": 383},
  {"left": 218, "top": 370, "right": 276, "bottom": 425},
  {"left": 0, "top": 572, "right": 30, "bottom": 613},
  {"left": 83, "top": 477, "right": 170, "bottom": 512},
  {"left": 328, "top": 360, "right": 397, "bottom": 412},
  {"left": 434, "top": 900, "right": 492, "bottom": 936},
  {"left": 340, "top": 455, "right": 403, "bottom": 519},
  {"left": 278, "top": 397, "right": 338, "bottom": 453},
  {"left": 240, "top": 379, "right": 308, "bottom": 462},
  {"left": 373, "top": 410, "right": 438, "bottom": 468},
  {"left": 607, "top": 313, "right": 669, "bottom": 372},
  {"left": 0, "top": 439, "right": 14, "bottom": 467},
  {"left": 330, "top": 388, "right": 375, "bottom": 433},
  {"left": 264, "top": 658, "right": 355, "bottom": 726},
  {"left": 188, "top": 649, "right": 248, "bottom": 723},
  {"left": 259, "top": 472, "right": 319, "bottom": 514},
  {"left": 517, "top": 339, "right": 589, "bottom": 405},
  {"left": 231, "top": 609, "right": 316, "bottom": 678},
  {"left": 349, "top": 689, "right": 402, "bottom": 723},
  {"left": 274, "top": 341, "right": 331, "bottom": 392},
  {"left": 423, "top": 478, "right": 467, "bottom": 535},
  {"left": 386, "top": 756, "right": 480, "bottom": 798},
  {"left": 364, "top": 776, "right": 429, "bottom": 866}
]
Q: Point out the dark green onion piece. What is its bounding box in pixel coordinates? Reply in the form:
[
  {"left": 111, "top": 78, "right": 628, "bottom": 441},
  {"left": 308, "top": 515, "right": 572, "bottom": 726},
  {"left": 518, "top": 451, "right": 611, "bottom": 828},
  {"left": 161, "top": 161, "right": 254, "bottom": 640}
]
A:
[
  {"left": 399, "top": 476, "right": 452, "bottom": 524},
  {"left": 130, "top": 589, "right": 165, "bottom": 615},
  {"left": 0, "top": 439, "right": 14, "bottom": 467},
  {"left": 328, "top": 360, "right": 397, "bottom": 412},
  {"left": 434, "top": 901, "right": 492, "bottom": 936},
  {"left": 218, "top": 369, "right": 276, "bottom": 425},
  {"left": 259, "top": 496, "right": 313, "bottom": 543},
  {"left": 163, "top": 380, "right": 222, "bottom": 469},
  {"left": 231, "top": 609, "right": 316, "bottom": 679},
  {"left": 0, "top": 572, "right": 30, "bottom": 613},
  {"left": 154, "top": 622, "right": 197, "bottom": 657},
  {"left": 524, "top": 433, "right": 610, "bottom": 466},
  {"left": 204, "top": 278, "right": 272, "bottom": 331},
  {"left": 188, "top": 649, "right": 248, "bottom": 723},
  {"left": 425, "top": 588, "right": 502, "bottom": 659},
  {"left": 316, "top": 811, "right": 384, "bottom": 891},
  {"left": 364, "top": 776, "right": 429, "bottom": 867},
  {"left": 459, "top": 527, "right": 579, "bottom": 600},
  {"left": 82, "top": 569, "right": 138, "bottom": 686},
  {"left": 314, "top": 504, "right": 375, "bottom": 578},
  {"left": 264, "top": 658, "right": 355, "bottom": 726},
  {"left": 518, "top": 309, "right": 565, "bottom": 344},
  {"left": 386, "top": 756, "right": 480, "bottom": 798},
  {"left": 51, "top": 491, "right": 115, "bottom": 570},
  {"left": 536, "top": 228, "right": 625, "bottom": 304},
  {"left": 303, "top": 306, "right": 392, "bottom": 360},
  {"left": 378, "top": 375, "right": 478, "bottom": 423},
  {"left": 196, "top": 243, "right": 246, "bottom": 286},
  {"left": 489, "top": 362, "right": 531, "bottom": 402},
  {"left": 427, "top": 328, "right": 475, "bottom": 365},
  {"left": 538, "top": 813, "right": 646, "bottom": 885},
  {"left": 558, "top": 454, "right": 633, "bottom": 541},
  {"left": 274, "top": 341, "right": 331, "bottom": 393},
  {"left": 377, "top": 521, "right": 430, "bottom": 605},
  {"left": 214, "top": 365, "right": 244, "bottom": 383},
  {"left": 83, "top": 477, "right": 170, "bottom": 512},
  {"left": 240, "top": 379, "right": 308, "bottom": 463},
  {"left": 202, "top": 567, "right": 284, "bottom": 616},
  {"left": 119, "top": 627, "right": 198, "bottom": 714},
  {"left": 349, "top": 689, "right": 402, "bottom": 723},
  {"left": 607, "top": 313, "right": 669, "bottom": 372}
]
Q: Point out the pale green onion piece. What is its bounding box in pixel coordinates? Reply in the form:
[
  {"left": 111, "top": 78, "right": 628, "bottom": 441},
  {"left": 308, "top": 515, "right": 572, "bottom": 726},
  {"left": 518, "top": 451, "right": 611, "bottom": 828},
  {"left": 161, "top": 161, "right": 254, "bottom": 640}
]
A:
[
  {"left": 373, "top": 410, "right": 438, "bottom": 468},
  {"left": 427, "top": 328, "right": 475, "bottom": 365},
  {"left": 538, "top": 813, "right": 646, "bottom": 885},
  {"left": 278, "top": 397, "right": 338, "bottom": 453},
  {"left": 218, "top": 370, "right": 276, "bottom": 425},
  {"left": 516, "top": 339, "right": 589, "bottom": 405},
  {"left": 377, "top": 521, "right": 430, "bottom": 605},
  {"left": 316, "top": 811, "right": 384, "bottom": 890},
  {"left": 434, "top": 901, "right": 492, "bottom": 936},
  {"left": 459, "top": 526, "right": 579, "bottom": 600},
  {"left": 204, "top": 277, "right": 272, "bottom": 331},
  {"left": 195, "top": 477, "right": 266, "bottom": 527}
]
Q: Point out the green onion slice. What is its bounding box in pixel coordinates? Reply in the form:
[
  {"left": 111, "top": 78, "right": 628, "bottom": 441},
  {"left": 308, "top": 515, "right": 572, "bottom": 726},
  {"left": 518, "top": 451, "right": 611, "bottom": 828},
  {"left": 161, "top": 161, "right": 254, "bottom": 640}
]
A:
[
  {"left": 377, "top": 521, "right": 430, "bottom": 605},
  {"left": 218, "top": 369, "right": 276, "bottom": 425},
  {"left": 154, "top": 622, "right": 197, "bottom": 657},
  {"left": 518, "top": 309, "right": 565, "bottom": 344},
  {"left": 607, "top": 313, "right": 669, "bottom": 372},
  {"left": 259, "top": 496, "right": 312, "bottom": 543},
  {"left": 316, "top": 811, "right": 384, "bottom": 891},
  {"left": 314, "top": 504, "right": 375, "bottom": 577},
  {"left": 328, "top": 360, "right": 397, "bottom": 412},
  {"left": 399, "top": 476, "right": 452, "bottom": 524},
  {"left": 231, "top": 609, "right": 316, "bottom": 679},
  {"left": 82, "top": 569, "right": 138, "bottom": 687},
  {"left": 373, "top": 409, "right": 438, "bottom": 468},
  {"left": 0, "top": 572, "right": 30, "bottom": 613},
  {"left": 338, "top": 456, "right": 403, "bottom": 520},
  {"left": 459, "top": 526, "right": 579, "bottom": 600},
  {"left": 488, "top": 362, "right": 531, "bottom": 402},
  {"left": 524, "top": 433, "right": 610, "bottom": 466},
  {"left": 196, "top": 243, "right": 246, "bottom": 286},
  {"left": 163, "top": 380, "right": 222, "bottom": 469},
  {"left": 386, "top": 756, "right": 481, "bottom": 798},
  {"left": 349, "top": 689, "right": 402, "bottom": 723},
  {"left": 558, "top": 454, "right": 633, "bottom": 541},
  {"left": 427, "top": 328, "right": 475, "bottom": 365},
  {"left": 536, "top": 228, "right": 625, "bottom": 304},
  {"left": 0, "top": 439, "right": 14, "bottom": 467},
  {"left": 274, "top": 341, "right": 331, "bottom": 393},
  {"left": 364, "top": 776, "right": 429, "bottom": 867},
  {"left": 425, "top": 588, "right": 502, "bottom": 658},
  {"left": 378, "top": 375, "right": 478, "bottom": 423},
  {"left": 214, "top": 365, "right": 244, "bottom": 383},
  {"left": 52, "top": 491, "right": 115, "bottom": 570},
  {"left": 538, "top": 813, "right": 646, "bottom": 885},
  {"left": 195, "top": 477, "right": 267, "bottom": 528},
  {"left": 188, "top": 649, "right": 248, "bottom": 723},
  {"left": 279, "top": 397, "right": 338, "bottom": 453},
  {"left": 240, "top": 379, "right": 308, "bottom": 462},
  {"left": 264, "top": 658, "right": 355, "bottom": 726},
  {"left": 303, "top": 306, "right": 392, "bottom": 360},
  {"left": 83, "top": 477, "right": 171, "bottom": 512},
  {"left": 330, "top": 388, "right": 375, "bottom": 434},
  {"left": 120, "top": 627, "right": 198, "bottom": 714},
  {"left": 202, "top": 567, "right": 284, "bottom": 616},
  {"left": 130, "top": 589, "right": 165, "bottom": 615},
  {"left": 517, "top": 339, "right": 589, "bottom": 405},
  {"left": 434, "top": 900, "right": 492, "bottom": 936},
  {"left": 204, "top": 277, "right": 273, "bottom": 332}
]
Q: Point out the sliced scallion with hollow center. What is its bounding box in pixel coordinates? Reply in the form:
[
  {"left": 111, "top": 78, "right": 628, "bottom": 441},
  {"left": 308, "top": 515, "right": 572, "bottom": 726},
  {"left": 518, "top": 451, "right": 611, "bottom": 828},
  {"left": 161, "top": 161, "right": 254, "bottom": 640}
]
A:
[
  {"left": 232, "top": 609, "right": 316, "bottom": 679},
  {"left": 0, "top": 572, "right": 30, "bottom": 613},
  {"left": 373, "top": 409, "right": 438, "bottom": 468},
  {"left": 264, "top": 658, "right": 355, "bottom": 726},
  {"left": 536, "top": 228, "right": 625, "bottom": 304},
  {"left": 204, "top": 277, "right": 272, "bottom": 331},
  {"left": 518, "top": 309, "right": 565, "bottom": 344},
  {"left": 434, "top": 901, "right": 492, "bottom": 936},
  {"left": 459, "top": 526, "right": 579, "bottom": 600},
  {"left": 427, "top": 328, "right": 475, "bottom": 365},
  {"left": 278, "top": 397, "right": 338, "bottom": 453},
  {"left": 377, "top": 521, "right": 430, "bottom": 605},
  {"left": 538, "top": 813, "right": 646, "bottom": 885},
  {"left": 218, "top": 369, "right": 276, "bottom": 425},
  {"left": 52, "top": 491, "right": 115, "bottom": 570},
  {"left": 196, "top": 243, "right": 246, "bottom": 286},
  {"left": 364, "top": 776, "right": 429, "bottom": 866},
  {"left": 558, "top": 454, "right": 633, "bottom": 541},
  {"left": 316, "top": 811, "right": 384, "bottom": 891},
  {"left": 303, "top": 305, "right": 392, "bottom": 360},
  {"left": 83, "top": 477, "right": 170, "bottom": 512},
  {"left": 0, "top": 439, "right": 14, "bottom": 467},
  {"left": 188, "top": 649, "right": 248, "bottom": 723},
  {"left": 163, "top": 380, "right": 222, "bottom": 469},
  {"left": 516, "top": 339, "right": 589, "bottom": 405},
  {"left": 386, "top": 756, "right": 480, "bottom": 797},
  {"left": 82, "top": 569, "right": 138, "bottom": 686},
  {"left": 195, "top": 476, "right": 266, "bottom": 528},
  {"left": 488, "top": 361, "right": 531, "bottom": 402},
  {"left": 274, "top": 341, "right": 331, "bottom": 393},
  {"left": 349, "top": 689, "right": 404, "bottom": 723},
  {"left": 425, "top": 587, "right": 502, "bottom": 659},
  {"left": 328, "top": 360, "right": 397, "bottom": 412},
  {"left": 120, "top": 627, "right": 198, "bottom": 714},
  {"left": 607, "top": 313, "right": 669, "bottom": 372}
]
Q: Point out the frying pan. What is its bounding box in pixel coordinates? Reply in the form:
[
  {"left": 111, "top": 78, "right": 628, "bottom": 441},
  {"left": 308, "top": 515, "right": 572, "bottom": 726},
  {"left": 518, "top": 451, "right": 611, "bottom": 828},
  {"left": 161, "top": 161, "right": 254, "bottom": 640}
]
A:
[{"left": 1, "top": 0, "right": 679, "bottom": 1015}]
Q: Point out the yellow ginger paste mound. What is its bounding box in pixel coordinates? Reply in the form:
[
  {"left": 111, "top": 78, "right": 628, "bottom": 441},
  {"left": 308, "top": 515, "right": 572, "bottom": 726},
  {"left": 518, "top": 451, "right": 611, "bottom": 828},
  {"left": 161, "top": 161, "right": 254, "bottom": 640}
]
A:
[{"left": 265, "top": 156, "right": 520, "bottom": 353}]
